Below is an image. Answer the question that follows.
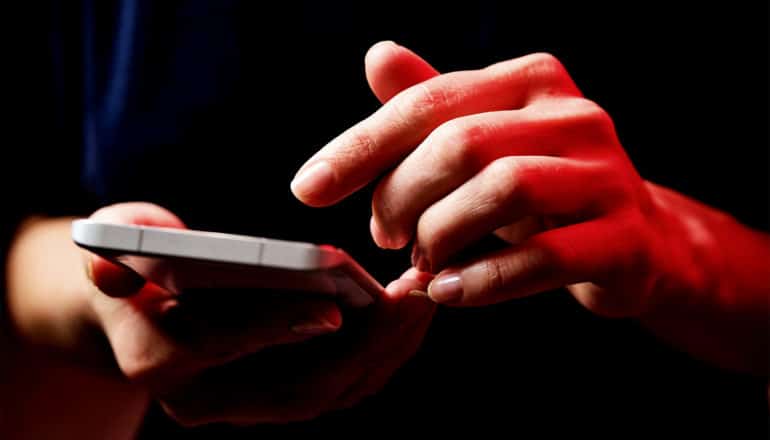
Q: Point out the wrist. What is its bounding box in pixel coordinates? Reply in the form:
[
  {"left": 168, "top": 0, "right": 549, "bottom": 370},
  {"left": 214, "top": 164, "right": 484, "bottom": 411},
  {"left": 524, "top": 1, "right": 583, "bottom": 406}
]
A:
[
  {"left": 5, "top": 217, "right": 111, "bottom": 366},
  {"left": 641, "top": 182, "right": 723, "bottom": 315},
  {"left": 3, "top": 217, "right": 150, "bottom": 437},
  {"left": 635, "top": 182, "right": 769, "bottom": 374}
]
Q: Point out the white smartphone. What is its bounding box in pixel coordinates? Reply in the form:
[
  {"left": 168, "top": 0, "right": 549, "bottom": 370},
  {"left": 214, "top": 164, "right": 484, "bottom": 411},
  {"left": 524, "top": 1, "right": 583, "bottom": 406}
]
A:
[{"left": 71, "top": 219, "right": 379, "bottom": 307}]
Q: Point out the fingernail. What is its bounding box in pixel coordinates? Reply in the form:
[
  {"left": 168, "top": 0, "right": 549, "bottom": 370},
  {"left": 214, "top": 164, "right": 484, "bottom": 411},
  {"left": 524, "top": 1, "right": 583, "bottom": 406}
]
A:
[
  {"left": 370, "top": 216, "right": 392, "bottom": 249},
  {"left": 371, "top": 216, "right": 409, "bottom": 249},
  {"left": 411, "top": 245, "right": 430, "bottom": 273},
  {"left": 373, "top": 40, "right": 399, "bottom": 51},
  {"left": 428, "top": 273, "right": 463, "bottom": 303},
  {"left": 291, "top": 318, "right": 339, "bottom": 336},
  {"left": 291, "top": 161, "right": 334, "bottom": 200},
  {"left": 408, "top": 289, "right": 429, "bottom": 298}
]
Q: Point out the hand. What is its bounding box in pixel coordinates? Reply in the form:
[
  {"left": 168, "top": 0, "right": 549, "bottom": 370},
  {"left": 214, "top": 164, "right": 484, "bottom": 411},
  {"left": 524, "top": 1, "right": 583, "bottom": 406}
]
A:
[
  {"left": 7, "top": 201, "right": 435, "bottom": 425},
  {"left": 159, "top": 268, "right": 435, "bottom": 425},
  {"left": 291, "top": 42, "right": 711, "bottom": 318},
  {"left": 87, "top": 203, "right": 436, "bottom": 424}
]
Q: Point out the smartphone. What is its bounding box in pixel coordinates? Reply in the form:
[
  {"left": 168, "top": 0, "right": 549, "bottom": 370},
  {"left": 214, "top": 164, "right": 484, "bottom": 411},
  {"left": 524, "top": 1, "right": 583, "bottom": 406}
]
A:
[{"left": 71, "top": 220, "right": 379, "bottom": 307}]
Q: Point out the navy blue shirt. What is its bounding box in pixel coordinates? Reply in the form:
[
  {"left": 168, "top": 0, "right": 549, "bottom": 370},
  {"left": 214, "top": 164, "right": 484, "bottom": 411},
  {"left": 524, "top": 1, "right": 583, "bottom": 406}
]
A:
[{"left": 11, "top": 1, "right": 769, "bottom": 437}]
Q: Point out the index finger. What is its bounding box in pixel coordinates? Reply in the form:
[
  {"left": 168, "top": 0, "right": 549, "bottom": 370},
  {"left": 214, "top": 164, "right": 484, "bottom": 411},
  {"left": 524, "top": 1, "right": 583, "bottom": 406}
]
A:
[{"left": 291, "top": 53, "right": 578, "bottom": 207}]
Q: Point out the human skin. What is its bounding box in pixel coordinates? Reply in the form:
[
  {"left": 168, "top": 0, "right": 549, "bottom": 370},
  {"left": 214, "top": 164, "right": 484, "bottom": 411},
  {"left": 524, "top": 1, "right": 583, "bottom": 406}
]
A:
[
  {"left": 1, "top": 44, "right": 439, "bottom": 435},
  {"left": 3, "top": 202, "right": 435, "bottom": 432},
  {"left": 2, "top": 40, "right": 767, "bottom": 438},
  {"left": 292, "top": 41, "right": 770, "bottom": 376}
]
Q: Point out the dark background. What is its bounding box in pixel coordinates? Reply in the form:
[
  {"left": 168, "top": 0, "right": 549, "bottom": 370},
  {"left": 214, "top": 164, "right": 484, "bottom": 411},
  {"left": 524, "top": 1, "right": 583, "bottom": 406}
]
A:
[{"left": 7, "top": 1, "right": 769, "bottom": 438}]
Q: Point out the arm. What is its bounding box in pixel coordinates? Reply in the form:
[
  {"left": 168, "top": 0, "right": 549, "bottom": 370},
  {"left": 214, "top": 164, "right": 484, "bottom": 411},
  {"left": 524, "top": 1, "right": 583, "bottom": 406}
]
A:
[
  {"left": 3, "top": 217, "right": 149, "bottom": 440},
  {"left": 3, "top": 203, "right": 435, "bottom": 430},
  {"left": 292, "top": 42, "right": 769, "bottom": 376},
  {"left": 637, "top": 183, "right": 769, "bottom": 375}
]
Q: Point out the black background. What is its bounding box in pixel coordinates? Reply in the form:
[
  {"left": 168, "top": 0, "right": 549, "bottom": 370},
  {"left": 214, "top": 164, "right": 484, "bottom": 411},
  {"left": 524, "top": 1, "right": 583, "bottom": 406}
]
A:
[{"left": 7, "top": 1, "right": 769, "bottom": 438}]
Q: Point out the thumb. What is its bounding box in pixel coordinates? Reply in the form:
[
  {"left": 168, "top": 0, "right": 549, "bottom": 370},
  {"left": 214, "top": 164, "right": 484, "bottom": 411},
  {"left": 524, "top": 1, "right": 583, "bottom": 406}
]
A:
[
  {"left": 86, "top": 202, "right": 186, "bottom": 297},
  {"left": 365, "top": 41, "right": 439, "bottom": 103}
]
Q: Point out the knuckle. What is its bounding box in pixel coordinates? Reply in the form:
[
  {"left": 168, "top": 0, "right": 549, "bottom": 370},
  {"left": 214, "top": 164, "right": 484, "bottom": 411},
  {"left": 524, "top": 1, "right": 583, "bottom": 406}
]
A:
[
  {"left": 482, "top": 257, "right": 510, "bottom": 294},
  {"left": 483, "top": 158, "right": 529, "bottom": 209},
  {"left": 567, "top": 98, "right": 617, "bottom": 141},
  {"left": 526, "top": 52, "right": 565, "bottom": 74},
  {"left": 530, "top": 97, "right": 617, "bottom": 148},
  {"left": 480, "top": 236, "right": 569, "bottom": 298},
  {"left": 434, "top": 118, "right": 468, "bottom": 145},
  {"left": 484, "top": 157, "right": 517, "bottom": 186},
  {"left": 120, "top": 357, "right": 184, "bottom": 391},
  {"left": 118, "top": 347, "right": 170, "bottom": 385},
  {"left": 522, "top": 244, "right": 561, "bottom": 285},
  {"left": 486, "top": 52, "right": 576, "bottom": 101},
  {"left": 523, "top": 52, "right": 570, "bottom": 89},
  {"left": 397, "top": 82, "right": 452, "bottom": 122},
  {"left": 525, "top": 52, "right": 567, "bottom": 79},
  {"left": 576, "top": 98, "right": 612, "bottom": 125},
  {"left": 337, "top": 128, "right": 378, "bottom": 166},
  {"left": 114, "top": 335, "right": 194, "bottom": 389},
  {"left": 431, "top": 117, "right": 491, "bottom": 167}
]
